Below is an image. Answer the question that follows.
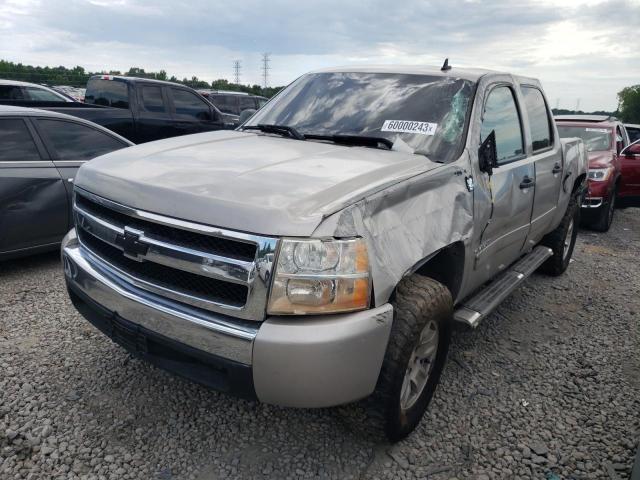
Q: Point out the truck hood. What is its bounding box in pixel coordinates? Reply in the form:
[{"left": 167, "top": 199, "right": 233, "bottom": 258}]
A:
[
  {"left": 587, "top": 151, "right": 615, "bottom": 169},
  {"left": 76, "top": 130, "right": 443, "bottom": 236}
]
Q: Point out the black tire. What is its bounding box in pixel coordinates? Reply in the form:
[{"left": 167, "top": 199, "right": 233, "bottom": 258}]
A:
[
  {"left": 344, "top": 275, "right": 452, "bottom": 443},
  {"left": 539, "top": 195, "right": 579, "bottom": 276},
  {"left": 591, "top": 188, "right": 616, "bottom": 232}
]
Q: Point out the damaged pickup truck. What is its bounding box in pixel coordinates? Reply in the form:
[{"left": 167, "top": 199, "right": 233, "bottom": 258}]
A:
[{"left": 61, "top": 65, "right": 587, "bottom": 442}]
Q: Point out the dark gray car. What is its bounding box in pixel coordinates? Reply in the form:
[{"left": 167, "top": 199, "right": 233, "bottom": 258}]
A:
[{"left": 0, "top": 105, "right": 132, "bottom": 260}]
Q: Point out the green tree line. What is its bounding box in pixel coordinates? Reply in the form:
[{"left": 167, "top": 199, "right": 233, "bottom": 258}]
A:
[
  {"left": 617, "top": 85, "right": 640, "bottom": 124},
  {"left": 0, "top": 60, "right": 283, "bottom": 97}
]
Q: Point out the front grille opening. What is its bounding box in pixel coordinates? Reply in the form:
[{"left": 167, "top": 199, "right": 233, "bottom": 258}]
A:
[
  {"left": 78, "top": 229, "right": 248, "bottom": 308},
  {"left": 75, "top": 194, "right": 257, "bottom": 262}
]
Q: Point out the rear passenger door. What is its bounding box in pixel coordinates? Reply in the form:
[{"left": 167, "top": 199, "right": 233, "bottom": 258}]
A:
[
  {"left": 476, "top": 85, "right": 535, "bottom": 275},
  {"left": 33, "top": 118, "right": 130, "bottom": 218},
  {"left": 168, "top": 87, "right": 224, "bottom": 136},
  {"left": 136, "top": 84, "right": 176, "bottom": 142},
  {"left": 520, "top": 85, "right": 563, "bottom": 246},
  {"left": 0, "top": 117, "right": 69, "bottom": 253}
]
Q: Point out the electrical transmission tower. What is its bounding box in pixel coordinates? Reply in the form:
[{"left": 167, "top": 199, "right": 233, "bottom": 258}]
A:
[
  {"left": 261, "top": 53, "right": 271, "bottom": 88},
  {"left": 233, "top": 60, "right": 241, "bottom": 85}
]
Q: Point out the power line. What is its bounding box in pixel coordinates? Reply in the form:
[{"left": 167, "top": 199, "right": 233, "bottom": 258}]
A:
[
  {"left": 233, "top": 60, "right": 241, "bottom": 85},
  {"left": 261, "top": 53, "right": 270, "bottom": 88}
]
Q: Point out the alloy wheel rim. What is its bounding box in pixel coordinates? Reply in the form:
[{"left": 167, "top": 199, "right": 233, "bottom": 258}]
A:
[
  {"left": 563, "top": 218, "right": 574, "bottom": 260},
  {"left": 400, "top": 320, "right": 439, "bottom": 411}
]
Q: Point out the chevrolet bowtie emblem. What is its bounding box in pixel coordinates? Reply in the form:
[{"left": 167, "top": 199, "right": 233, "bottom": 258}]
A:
[{"left": 115, "top": 227, "right": 149, "bottom": 261}]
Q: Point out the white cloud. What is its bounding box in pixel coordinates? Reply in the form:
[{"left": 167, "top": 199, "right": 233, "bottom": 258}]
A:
[{"left": 1, "top": 0, "right": 638, "bottom": 110}]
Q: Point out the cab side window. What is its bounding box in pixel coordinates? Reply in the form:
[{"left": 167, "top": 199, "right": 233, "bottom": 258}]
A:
[
  {"left": 212, "top": 95, "right": 239, "bottom": 115},
  {"left": 171, "top": 89, "right": 212, "bottom": 120},
  {"left": 239, "top": 97, "right": 257, "bottom": 112},
  {"left": 520, "top": 86, "right": 552, "bottom": 152},
  {"left": 481, "top": 86, "right": 524, "bottom": 164},
  {"left": 141, "top": 86, "right": 166, "bottom": 113}
]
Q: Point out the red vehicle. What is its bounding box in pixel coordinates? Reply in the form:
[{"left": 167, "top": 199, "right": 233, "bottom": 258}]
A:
[
  {"left": 620, "top": 139, "right": 640, "bottom": 203},
  {"left": 556, "top": 115, "right": 631, "bottom": 231}
]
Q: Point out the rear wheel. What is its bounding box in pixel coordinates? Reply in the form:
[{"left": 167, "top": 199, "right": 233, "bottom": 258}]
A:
[
  {"left": 345, "top": 275, "right": 452, "bottom": 442},
  {"left": 539, "top": 195, "right": 579, "bottom": 276}
]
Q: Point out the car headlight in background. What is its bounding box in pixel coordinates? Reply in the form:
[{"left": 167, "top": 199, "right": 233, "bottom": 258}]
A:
[
  {"left": 588, "top": 167, "right": 612, "bottom": 182},
  {"left": 267, "top": 238, "right": 370, "bottom": 315}
]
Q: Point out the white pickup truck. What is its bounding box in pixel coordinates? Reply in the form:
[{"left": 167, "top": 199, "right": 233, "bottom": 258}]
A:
[{"left": 62, "top": 64, "right": 587, "bottom": 441}]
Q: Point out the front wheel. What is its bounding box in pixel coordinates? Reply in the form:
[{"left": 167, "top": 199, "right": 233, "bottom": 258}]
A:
[
  {"left": 351, "top": 275, "right": 452, "bottom": 442},
  {"left": 590, "top": 189, "right": 616, "bottom": 232}
]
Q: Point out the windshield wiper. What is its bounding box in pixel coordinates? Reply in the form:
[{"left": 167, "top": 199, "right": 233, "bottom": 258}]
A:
[
  {"left": 243, "top": 124, "right": 305, "bottom": 141},
  {"left": 305, "top": 134, "right": 393, "bottom": 150}
]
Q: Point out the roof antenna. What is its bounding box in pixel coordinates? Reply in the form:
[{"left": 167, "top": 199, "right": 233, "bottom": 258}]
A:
[{"left": 441, "top": 58, "right": 451, "bottom": 72}]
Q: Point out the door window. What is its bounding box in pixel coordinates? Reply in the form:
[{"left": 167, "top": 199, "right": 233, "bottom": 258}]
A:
[
  {"left": 0, "top": 118, "right": 42, "bottom": 161},
  {"left": 0, "top": 85, "right": 25, "bottom": 100},
  {"left": 481, "top": 86, "right": 524, "bottom": 164},
  {"left": 211, "top": 94, "right": 239, "bottom": 115},
  {"left": 141, "top": 86, "right": 166, "bottom": 113},
  {"left": 520, "top": 87, "right": 552, "bottom": 152},
  {"left": 239, "top": 97, "right": 257, "bottom": 112},
  {"left": 85, "top": 80, "right": 129, "bottom": 108},
  {"left": 171, "top": 89, "right": 211, "bottom": 120},
  {"left": 37, "top": 119, "right": 128, "bottom": 160},
  {"left": 24, "top": 87, "right": 67, "bottom": 102}
]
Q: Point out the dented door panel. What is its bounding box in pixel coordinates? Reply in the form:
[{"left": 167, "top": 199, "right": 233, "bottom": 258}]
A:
[{"left": 0, "top": 161, "right": 69, "bottom": 253}]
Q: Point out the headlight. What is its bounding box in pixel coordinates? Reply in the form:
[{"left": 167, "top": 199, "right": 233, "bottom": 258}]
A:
[
  {"left": 588, "top": 167, "right": 612, "bottom": 182},
  {"left": 267, "top": 238, "right": 370, "bottom": 315}
]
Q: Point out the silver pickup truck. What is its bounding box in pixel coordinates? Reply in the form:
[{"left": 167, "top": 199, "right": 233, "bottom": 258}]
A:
[{"left": 61, "top": 64, "right": 587, "bottom": 442}]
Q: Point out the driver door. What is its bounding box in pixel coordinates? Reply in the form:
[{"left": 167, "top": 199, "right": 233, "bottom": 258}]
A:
[
  {"left": 475, "top": 85, "right": 535, "bottom": 276},
  {"left": 620, "top": 140, "right": 640, "bottom": 198}
]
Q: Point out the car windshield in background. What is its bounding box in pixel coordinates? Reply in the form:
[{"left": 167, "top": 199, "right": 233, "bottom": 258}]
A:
[
  {"left": 85, "top": 79, "right": 129, "bottom": 109},
  {"left": 244, "top": 72, "right": 475, "bottom": 163},
  {"left": 557, "top": 125, "right": 612, "bottom": 152}
]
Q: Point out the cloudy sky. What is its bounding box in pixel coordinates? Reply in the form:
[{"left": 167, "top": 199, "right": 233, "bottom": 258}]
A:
[{"left": 1, "top": 0, "right": 638, "bottom": 111}]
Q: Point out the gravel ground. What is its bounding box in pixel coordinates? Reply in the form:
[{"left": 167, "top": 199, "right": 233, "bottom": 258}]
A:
[{"left": 1, "top": 207, "right": 639, "bottom": 480}]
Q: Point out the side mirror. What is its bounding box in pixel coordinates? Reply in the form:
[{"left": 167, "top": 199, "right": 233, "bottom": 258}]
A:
[
  {"left": 239, "top": 109, "right": 256, "bottom": 125},
  {"left": 479, "top": 130, "right": 498, "bottom": 175},
  {"left": 622, "top": 142, "right": 640, "bottom": 157}
]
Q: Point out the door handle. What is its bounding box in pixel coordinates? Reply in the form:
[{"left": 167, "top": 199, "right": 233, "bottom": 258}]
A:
[
  {"left": 519, "top": 176, "right": 535, "bottom": 189},
  {"left": 552, "top": 163, "right": 562, "bottom": 174}
]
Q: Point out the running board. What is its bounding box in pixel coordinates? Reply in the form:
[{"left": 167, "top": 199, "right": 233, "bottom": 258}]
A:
[{"left": 454, "top": 246, "right": 553, "bottom": 328}]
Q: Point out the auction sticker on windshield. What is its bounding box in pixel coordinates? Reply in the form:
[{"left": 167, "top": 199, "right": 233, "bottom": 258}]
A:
[
  {"left": 586, "top": 128, "right": 609, "bottom": 133},
  {"left": 381, "top": 120, "right": 438, "bottom": 135}
]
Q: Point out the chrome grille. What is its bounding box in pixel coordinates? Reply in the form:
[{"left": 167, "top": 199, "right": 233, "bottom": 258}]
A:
[{"left": 73, "top": 188, "right": 278, "bottom": 321}]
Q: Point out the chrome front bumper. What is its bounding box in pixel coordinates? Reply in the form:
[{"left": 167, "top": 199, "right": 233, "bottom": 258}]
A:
[{"left": 62, "top": 229, "right": 393, "bottom": 407}]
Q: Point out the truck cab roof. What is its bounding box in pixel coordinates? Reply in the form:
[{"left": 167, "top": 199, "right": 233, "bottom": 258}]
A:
[
  {"left": 88, "top": 75, "right": 193, "bottom": 88},
  {"left": 311, "top": 64, "right": 540, "bottom": 86}
]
